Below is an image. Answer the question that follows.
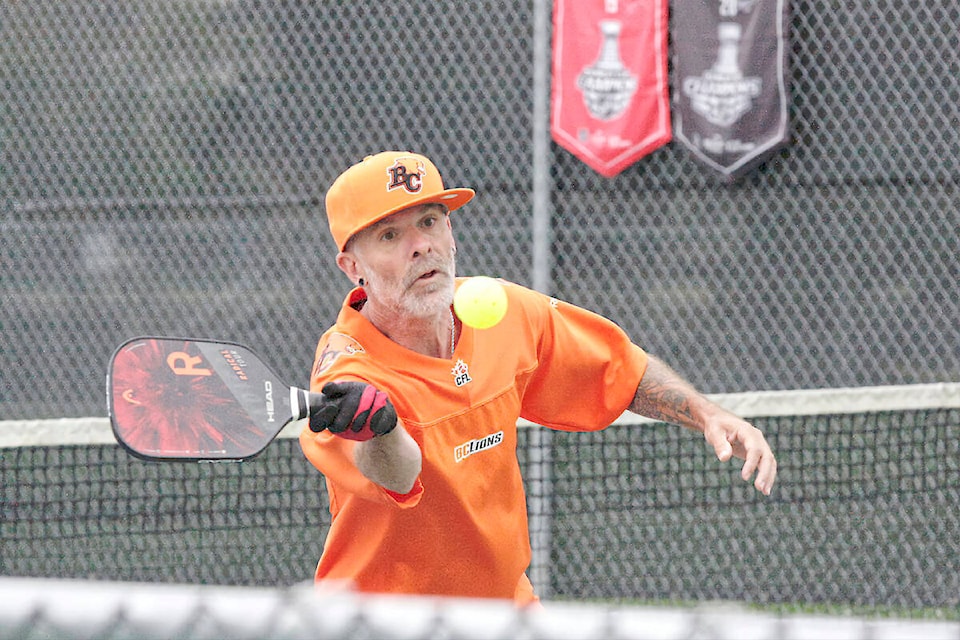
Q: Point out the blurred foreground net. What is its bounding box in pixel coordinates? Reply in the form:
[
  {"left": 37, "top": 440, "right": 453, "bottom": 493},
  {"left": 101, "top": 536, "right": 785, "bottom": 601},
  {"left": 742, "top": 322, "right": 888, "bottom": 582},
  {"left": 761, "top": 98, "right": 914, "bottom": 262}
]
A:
[
  {"left": 2, "top": 384, "right": 959, "bottom": 612},
  {"left": 1, "top": 578, "right": 958, "bottom": 640}
]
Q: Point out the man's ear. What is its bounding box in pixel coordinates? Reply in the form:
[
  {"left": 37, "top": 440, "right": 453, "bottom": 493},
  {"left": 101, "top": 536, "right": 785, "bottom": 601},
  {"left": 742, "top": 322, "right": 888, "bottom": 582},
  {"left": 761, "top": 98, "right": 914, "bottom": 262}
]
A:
[
  {"left": 445, "top": 214, "right": 456, "bottom": 254},
  {"left": 336, "top": 251, "right": 360, "bottom": 283}
]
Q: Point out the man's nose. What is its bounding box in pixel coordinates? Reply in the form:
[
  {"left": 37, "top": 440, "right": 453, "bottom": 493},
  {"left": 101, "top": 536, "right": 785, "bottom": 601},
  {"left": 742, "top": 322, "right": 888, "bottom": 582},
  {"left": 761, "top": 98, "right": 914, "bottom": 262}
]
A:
[{"left": 408, "top": 228, "right": 434, "bottom": 257}]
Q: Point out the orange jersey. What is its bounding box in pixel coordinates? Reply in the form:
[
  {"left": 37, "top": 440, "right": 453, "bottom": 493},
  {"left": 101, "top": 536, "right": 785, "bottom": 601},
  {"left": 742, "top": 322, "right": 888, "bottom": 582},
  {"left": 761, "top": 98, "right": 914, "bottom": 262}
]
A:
[{"left": 299, "top": 278, "right": 647, "bottom": 603}]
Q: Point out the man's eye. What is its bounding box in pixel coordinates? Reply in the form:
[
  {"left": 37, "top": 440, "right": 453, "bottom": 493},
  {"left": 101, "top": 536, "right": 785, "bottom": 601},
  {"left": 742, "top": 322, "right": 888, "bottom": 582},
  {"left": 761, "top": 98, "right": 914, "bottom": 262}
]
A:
[{"left": 380, "top": 230, "right": 396, "bottom": 241}]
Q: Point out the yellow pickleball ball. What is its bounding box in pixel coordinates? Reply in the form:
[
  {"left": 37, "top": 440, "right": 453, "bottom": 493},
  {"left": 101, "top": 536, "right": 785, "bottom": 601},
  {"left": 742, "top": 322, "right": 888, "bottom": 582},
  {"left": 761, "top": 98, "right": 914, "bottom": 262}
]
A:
[{"left": 454, "top": 276, "right": 508, "bottom": 329}]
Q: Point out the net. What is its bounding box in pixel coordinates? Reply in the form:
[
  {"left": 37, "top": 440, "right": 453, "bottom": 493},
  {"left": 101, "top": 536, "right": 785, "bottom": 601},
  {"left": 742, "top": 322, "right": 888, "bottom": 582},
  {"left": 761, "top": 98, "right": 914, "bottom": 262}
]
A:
[
  {"left": 3, "top": 384, "right": 958, "bottom": 613},
  {"left": 1, "top": 578, "right": 957, "bottom": 640}
]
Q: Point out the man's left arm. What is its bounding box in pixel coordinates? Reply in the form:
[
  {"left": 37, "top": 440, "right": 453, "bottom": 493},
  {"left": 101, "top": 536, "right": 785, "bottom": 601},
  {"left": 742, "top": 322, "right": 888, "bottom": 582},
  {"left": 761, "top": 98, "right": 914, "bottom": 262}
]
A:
[{"left": 628, "top": 355, "right": 777, "bottom": 496}]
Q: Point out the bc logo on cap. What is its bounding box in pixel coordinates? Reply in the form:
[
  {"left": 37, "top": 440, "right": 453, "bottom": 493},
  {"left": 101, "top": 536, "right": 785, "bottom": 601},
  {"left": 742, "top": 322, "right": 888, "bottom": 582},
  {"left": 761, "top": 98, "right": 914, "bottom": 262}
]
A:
[{"left": 386, "top": 159, "right": 425, "bottom": 194}]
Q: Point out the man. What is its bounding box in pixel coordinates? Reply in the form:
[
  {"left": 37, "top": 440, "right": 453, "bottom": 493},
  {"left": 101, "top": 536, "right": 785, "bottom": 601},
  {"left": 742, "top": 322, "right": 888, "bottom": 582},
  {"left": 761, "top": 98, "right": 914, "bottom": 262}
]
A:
[{"left": 300, "top": 151, "right": 777, "bottom": 605}]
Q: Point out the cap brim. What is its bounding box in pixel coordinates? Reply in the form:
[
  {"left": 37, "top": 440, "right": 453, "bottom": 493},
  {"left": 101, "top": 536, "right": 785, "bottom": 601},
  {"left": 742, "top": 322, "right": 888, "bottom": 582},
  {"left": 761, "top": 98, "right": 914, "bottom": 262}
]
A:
[{"left": 342, "top": 188, "right": 475, "bottom": 250}]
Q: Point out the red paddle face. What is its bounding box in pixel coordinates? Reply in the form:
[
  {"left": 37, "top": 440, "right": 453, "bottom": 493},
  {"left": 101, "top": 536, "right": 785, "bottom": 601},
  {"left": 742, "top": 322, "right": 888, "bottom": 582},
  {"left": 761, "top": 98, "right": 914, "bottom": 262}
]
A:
[{"left": 108, "top": 337, "right": 289, "bottom": 461}]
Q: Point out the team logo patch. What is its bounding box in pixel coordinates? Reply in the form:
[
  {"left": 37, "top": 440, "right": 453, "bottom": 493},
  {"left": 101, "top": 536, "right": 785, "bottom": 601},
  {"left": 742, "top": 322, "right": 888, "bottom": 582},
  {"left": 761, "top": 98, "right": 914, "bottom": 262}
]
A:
[
  {"left": 451, "top": 358, "right": 472, "bottom": 387},
  {"left": 386, "top": 158, "right": 425, "bottom": 194},
  {"left": 314, "top": 333, "right": 365, "bottom": 376},
  {"left": 454, "top": 430, "right": 504, "bottom": 463}
]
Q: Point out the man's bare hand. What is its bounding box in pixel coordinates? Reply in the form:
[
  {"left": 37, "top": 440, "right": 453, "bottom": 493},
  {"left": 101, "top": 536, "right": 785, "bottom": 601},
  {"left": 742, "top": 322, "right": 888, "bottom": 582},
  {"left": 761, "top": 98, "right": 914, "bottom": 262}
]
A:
[{"left": 703, "top": 415, "right": 777, "bottom": 495}]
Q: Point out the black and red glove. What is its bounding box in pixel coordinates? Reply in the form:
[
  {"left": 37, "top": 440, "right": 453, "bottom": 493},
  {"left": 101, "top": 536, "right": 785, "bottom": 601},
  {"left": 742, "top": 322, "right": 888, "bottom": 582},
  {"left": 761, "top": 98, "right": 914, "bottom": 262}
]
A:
[{"left": 308, "top": 381, "right": 397, "bottom": 441}]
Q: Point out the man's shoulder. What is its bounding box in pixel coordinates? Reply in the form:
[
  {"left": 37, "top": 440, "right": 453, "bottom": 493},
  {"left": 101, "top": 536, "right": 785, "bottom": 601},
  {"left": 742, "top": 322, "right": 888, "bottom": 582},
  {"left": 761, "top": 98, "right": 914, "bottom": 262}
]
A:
[{"left": 312, "top": 328, "right": 370, "bottom": 380}]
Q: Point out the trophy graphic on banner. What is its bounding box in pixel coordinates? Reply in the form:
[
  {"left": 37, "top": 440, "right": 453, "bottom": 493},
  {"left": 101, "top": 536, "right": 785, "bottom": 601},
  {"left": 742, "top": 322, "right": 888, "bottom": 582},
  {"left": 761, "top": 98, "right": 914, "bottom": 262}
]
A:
[
  {"left": 682, "top": 22, "right": 762, "bottom": 127},
  {"left": 672, "top": 0, "right": 790, "bottom": 179},
  {"left": 576, "top": 20, "right": 638, "bottom": 121}
]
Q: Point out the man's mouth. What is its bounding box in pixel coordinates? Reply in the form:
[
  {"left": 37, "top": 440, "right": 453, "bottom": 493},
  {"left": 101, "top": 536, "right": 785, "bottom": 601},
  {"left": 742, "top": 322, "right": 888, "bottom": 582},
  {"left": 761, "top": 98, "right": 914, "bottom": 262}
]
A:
[
  {"left": 412, "top": 268, "right": 445, "bottom": 284},
  {"left": 406, "top": 268, "right": 451, "bottom": 291}
]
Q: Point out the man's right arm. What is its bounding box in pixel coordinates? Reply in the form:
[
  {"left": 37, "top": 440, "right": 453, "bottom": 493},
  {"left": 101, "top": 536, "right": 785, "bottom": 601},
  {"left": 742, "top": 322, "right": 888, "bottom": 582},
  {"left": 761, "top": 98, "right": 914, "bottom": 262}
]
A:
[
  {"left": 309, "top": 380, "right": 422, "bottom": 494},
  {"left": 354, "top": 423, "right": 422, "bottom": 494}
]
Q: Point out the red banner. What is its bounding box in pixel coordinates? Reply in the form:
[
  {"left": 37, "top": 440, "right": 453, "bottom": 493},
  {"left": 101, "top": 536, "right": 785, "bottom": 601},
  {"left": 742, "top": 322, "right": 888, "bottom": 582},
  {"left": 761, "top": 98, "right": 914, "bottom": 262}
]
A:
[{"left": 551, "top": 0, "right": 671, "bottom": 178}]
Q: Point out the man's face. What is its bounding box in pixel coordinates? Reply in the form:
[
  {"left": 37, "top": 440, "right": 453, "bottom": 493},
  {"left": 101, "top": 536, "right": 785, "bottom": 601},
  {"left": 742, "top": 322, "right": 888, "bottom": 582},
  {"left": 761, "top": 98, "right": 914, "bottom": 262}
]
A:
[{"left": 343, "top": 204, "right": 457, "bottom": 319}]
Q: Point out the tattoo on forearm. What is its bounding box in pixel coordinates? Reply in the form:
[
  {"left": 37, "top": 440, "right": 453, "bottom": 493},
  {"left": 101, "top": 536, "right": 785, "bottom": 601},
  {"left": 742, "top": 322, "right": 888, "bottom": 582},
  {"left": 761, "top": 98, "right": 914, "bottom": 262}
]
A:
[{"left": 630, "top": 378, "right": 696, "bottom": 427}]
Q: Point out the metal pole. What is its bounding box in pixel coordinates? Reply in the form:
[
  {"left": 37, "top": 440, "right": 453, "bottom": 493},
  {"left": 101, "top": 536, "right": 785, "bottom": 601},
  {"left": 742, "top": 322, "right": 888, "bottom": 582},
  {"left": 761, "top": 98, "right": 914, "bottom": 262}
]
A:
[
  {"left": 528, "top": 0, "right": 554, "bottom": 601},
  {"left": 531, "top": 0, "right": 553, "bottom": 296}
]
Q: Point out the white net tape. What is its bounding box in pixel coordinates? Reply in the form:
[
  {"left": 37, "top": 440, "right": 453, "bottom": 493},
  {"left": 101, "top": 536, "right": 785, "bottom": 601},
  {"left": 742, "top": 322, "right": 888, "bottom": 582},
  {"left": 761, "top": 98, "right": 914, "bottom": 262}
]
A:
[{"left": 4, "top": 383, "right": 958, "bottom": 448}]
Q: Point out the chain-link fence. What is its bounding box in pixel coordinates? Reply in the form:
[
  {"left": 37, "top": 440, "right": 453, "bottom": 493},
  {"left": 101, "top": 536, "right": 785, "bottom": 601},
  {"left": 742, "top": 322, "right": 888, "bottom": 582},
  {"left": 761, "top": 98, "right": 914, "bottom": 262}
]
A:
[{"left": 2, "top": 1, "right": 958, "bottom": 420}]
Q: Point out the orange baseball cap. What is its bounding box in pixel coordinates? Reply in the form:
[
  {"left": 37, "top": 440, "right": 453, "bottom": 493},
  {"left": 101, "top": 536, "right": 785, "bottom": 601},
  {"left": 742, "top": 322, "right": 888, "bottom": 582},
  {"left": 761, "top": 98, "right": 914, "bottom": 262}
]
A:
[{"left": 325, "top": 151, "right": 476, "bottom": 251}]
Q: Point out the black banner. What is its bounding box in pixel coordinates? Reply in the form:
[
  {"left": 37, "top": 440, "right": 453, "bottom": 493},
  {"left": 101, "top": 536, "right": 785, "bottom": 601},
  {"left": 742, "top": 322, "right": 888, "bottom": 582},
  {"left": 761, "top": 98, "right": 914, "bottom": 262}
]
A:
[{"left": 673, "top": 0, "right": 791, "bottom": 180}]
